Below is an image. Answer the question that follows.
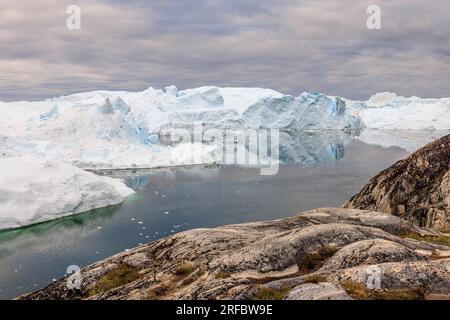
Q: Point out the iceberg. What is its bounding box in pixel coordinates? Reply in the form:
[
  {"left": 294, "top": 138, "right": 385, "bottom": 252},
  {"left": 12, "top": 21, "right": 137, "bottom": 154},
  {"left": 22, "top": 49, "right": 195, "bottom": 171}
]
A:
[
  {"left": 1, "top": 86, "right": 449, "bottom": 228},
  {"left": 0, "top": 157, "right": 135, "bottom": 230},
  {"left": 282, "top": 92, "right": 361, "bottom": 132},
  {"left": 0, "top": 86, "right": 449, "bottom": 169},
  {"left": 349, "top": 92, "right": 450, "bottom": 130}
]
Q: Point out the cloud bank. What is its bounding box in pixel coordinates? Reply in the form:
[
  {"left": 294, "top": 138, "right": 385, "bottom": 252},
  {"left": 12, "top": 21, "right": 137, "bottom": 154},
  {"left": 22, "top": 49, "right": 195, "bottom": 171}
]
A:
[{"left": 1, "top": 0, "right": 449, "bottom": 101}]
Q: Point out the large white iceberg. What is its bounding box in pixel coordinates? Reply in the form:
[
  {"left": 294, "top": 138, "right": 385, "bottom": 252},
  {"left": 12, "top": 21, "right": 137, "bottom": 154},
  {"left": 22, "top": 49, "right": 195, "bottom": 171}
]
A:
[
  {"left": 1, "top": 87, "right": 448, "bottom": 229},
  {"left": 0, "top": 157, "right": 135, "bottom": 230},
  {"left": 0, "top": 86, "right": 362, "bottom": 168},
  {"left": 0, "top": 86, "right": 449, "bottom": 168}
]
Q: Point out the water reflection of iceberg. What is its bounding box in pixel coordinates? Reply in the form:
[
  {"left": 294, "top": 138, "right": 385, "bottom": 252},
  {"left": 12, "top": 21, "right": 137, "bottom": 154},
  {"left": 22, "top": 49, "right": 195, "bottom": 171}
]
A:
[
  {"left": 0, "top": 205, "right": 118, "bottom": 258},
  {"left": 94, "top": 164, "right": 220, "bottom": 190},
  {"left": 217, "top": 128, "right": 446, "bottom": 166},
  {"left": 279, "top": 129, "right": 449, "bottom": 163},
  {"left": 158, "top": 128, "right": 354, "bottom": 167},
  {"left": 278, "top": 130, "right": 351, "bottom": 165},
  {"left": 357, "top": 129, "right": 450, "bottom": 152}
]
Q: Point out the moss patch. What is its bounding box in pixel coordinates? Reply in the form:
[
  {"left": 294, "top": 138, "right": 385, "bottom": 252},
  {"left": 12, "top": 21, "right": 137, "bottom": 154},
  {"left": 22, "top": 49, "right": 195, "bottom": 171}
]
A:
[
  {"left": 340, "top": 280, "right": 425, "bottom": 300},
  {"left": 90, "top": 264, "right": 141, "bottom": 296},
  {"left": 297, "top": 247, "right": 339, "bottom": 274},
  {"left": 252, "top": 286, "right": 290, "bottom": 300}
]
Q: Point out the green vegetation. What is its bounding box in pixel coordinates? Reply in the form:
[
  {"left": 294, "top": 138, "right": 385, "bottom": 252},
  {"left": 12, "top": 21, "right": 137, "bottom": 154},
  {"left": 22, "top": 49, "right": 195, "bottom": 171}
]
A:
[
  {"left": 297, "top": 246, "right": 339, "bottom": 274},
  {"left": 303, "top": 274, "right": 328, "bottom": 284},
  {"left": 174, "top": 262, "right": 196, "bottom": 275},
  {"left": 340, "top": 280, "right": 425, "bottom": 300},
  {"left": 178, "top": 269, "right": 205, "bottom": 287},
  {"left": 398, "top": 232, "right": 450, "bottom": 246},
  {"left": 90, "top": 264, "right": 141, "bottom": 296},
  {"left": 215, "top": 271, "right": 232, "bottom": 279},
  {"left": 146, "top": 283, "right": 173, "bottom": 300},
  {"left": 252, "top": 286, "right": 290, "bottom": 300}
]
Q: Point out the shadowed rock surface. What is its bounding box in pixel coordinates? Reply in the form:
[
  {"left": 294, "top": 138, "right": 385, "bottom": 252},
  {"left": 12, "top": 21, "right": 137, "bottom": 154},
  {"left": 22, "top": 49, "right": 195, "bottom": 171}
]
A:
[
  {"left": 344, "top": 134, "right": 450, "bottom": 230},
  {"left": 19, "top": 208, "right": 450, "bottom": 300}
]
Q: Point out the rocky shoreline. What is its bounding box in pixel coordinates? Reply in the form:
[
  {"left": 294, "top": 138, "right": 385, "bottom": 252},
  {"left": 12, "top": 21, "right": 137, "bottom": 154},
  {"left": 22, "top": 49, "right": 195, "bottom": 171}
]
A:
[
  {"left": 345, "top": 134, "right": 449, "bottom": 231},
  {"left": 20, "top": 208, "right": 450, "bottom": 300},
  {"left": 20, "top": 135, "right": 450, "bottom": 300}
]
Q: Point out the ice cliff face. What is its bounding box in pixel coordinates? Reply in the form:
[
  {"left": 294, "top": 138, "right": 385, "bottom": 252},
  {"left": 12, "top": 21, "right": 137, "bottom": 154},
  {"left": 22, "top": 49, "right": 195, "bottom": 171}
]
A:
[
  {"left": 242, "top": 92, "right": 361, "bottom": 132},
  {"left": 0, "top": 87, "right": 449, "bottom": 169}
]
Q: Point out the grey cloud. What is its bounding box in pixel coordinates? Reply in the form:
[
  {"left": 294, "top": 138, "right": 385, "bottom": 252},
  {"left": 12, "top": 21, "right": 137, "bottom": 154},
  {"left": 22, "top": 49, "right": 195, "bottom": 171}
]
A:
[{"left": 0, "top": 0, "right": 449, "bottom": 101}]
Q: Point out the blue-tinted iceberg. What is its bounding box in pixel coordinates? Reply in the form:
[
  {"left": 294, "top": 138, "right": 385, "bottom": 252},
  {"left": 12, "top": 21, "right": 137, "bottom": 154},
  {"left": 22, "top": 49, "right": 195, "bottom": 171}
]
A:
[{"left": 0, "top": 87, "right": 449, "bottom": 169}]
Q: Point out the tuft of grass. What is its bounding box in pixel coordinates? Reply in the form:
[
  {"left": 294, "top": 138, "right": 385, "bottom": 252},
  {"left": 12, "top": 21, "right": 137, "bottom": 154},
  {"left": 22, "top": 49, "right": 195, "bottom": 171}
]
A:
[
  {"left": 252, "top": 286, "right": 290, "bottom": 300},
  {"left": 178, "top": 269, "right": 205, "bottom": 287},
  {"left": 174, "top": 262, "right": 196, "bottom": 276},
  {"left": 146, "top": 283, "right": 174, "bottom": 300},
  {"left": 398, "top": 232, "right": 450, "bottom": 246},
  {"left": 90, "top": 264, "right": 141, "bottom": 296},
  {"left": 297, "top": 247, "right": 339, "bottom": 274},
  {"left": 303, "top": 274, "right": 328, "bottom": 284},
  {"left": 215, "top": 271, "right": 231, "bottom": 279},
  {"left": 340, "top": 280, "right": 425, "bottom": 300}
]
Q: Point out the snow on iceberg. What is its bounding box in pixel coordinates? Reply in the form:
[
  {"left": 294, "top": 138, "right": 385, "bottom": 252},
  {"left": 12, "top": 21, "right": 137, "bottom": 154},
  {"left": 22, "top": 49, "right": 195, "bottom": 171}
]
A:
[
  {"left": 0, "top": 86, "right": 363, "bottom": 168},
  {"left": 350, "top": 92, "right": 450, "bottom": 130},
  {"left": 0, "top": 86, "right": 449, "bottom": 168},
  {"left": 0, "top": 94, "right": 217, "bottom": 169},
  {"left": 0, "top": 157, "right": 135, "bottom": 230}
]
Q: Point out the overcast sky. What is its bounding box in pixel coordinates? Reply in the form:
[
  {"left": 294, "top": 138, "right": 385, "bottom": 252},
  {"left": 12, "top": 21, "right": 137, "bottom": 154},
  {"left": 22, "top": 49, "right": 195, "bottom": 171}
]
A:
[{"left": 1, "top": 0, "right": 449, "bottom": 101}]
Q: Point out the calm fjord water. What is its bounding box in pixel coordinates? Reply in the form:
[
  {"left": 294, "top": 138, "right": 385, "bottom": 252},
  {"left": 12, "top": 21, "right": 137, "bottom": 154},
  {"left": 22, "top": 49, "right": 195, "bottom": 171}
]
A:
[{"left": 0, "top": 141, "right": 408, "bottom": 299}]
